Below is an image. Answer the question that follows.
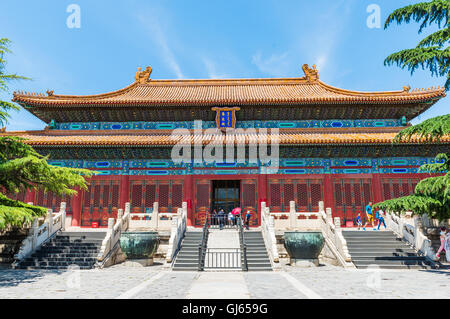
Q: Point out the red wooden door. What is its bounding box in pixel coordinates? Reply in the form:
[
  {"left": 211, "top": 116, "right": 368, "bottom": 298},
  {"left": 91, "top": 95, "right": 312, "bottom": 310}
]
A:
[
  {"left": 195, "top": 179, "right": 211, "bottom": 226},
  {"left": 81, "top": 180, "right": 120, "bottom": 227},
  {"left": 333, "top": 178, "right": 372, "bottom": 226}
]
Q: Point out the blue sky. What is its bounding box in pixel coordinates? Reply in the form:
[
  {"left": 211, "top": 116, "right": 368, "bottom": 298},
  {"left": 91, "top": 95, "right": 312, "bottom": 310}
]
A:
[{"left": 0, "top": 0, "right": 448, "bottom": 130}]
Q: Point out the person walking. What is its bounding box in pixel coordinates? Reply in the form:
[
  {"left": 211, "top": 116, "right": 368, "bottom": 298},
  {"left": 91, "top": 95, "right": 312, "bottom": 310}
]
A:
[
  {"left": 376, "top": 209, "right": 386, "bottom": 230},
  {"left": 356, "top": 213, "right": 362, "bottom": 230},
  {"left": 245, "top": 210, "right": 252, "bottom": 230},
  {"left": 436, "top": 227, "right": 448, "bottom": 260},
  {"left": 362, "top": 202, "right": 375, "bottom": 231}
]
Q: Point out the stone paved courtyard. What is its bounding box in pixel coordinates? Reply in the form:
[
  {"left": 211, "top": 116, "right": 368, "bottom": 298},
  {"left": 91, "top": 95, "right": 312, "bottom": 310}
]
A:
[{"left": 0, "top": 262, "right": 448, "bottom": 299}]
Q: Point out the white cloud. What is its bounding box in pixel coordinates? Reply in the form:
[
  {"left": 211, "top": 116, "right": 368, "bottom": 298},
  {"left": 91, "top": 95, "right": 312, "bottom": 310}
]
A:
[
  {"left": 202, "top": 57, "right": 230, "bottom": 79},
  {"left": 251, "top": 51, "right": 291, "bottom": 77},
  {"left": 137, "top": 14, "right": 184, "bottom": 79}
]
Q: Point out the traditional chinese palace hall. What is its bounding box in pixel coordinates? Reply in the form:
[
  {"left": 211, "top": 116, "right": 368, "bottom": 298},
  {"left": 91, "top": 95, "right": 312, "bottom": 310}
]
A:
[{"left": 4, "top": 64, "right": 449, "bottom": 228}]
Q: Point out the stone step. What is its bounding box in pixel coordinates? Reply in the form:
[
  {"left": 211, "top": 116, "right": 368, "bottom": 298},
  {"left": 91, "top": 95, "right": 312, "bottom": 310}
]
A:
[
  {"left": 352, "top": 259, "right": 430, "bottom": 266},
  {"left": 17, "top": 265, "right": 93, "bottom": 270}
]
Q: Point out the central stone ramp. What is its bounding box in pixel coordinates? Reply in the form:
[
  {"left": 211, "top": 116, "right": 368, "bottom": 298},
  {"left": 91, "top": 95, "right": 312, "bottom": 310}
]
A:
[
  {"left": 205, "top": 229, "right": 241, "bottom": 270},
  {"left": 342, "top": 230, "right": 433, "bottom": 269}
]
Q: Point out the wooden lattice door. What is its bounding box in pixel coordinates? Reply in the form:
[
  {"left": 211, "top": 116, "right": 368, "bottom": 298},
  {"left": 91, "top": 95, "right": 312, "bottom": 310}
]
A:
[
  {"left": 194, "top": 179, "right": 211, "bottom": 226},
  {"left": 333, "top": 178, "right": 372, "bottom": 226},
  {"left": 81, "top": 180, "right": 120, "bottom": 227}
]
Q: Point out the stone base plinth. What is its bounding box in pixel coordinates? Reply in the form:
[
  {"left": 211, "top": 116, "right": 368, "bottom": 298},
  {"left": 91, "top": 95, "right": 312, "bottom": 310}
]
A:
[
  {"left": 290, "top": 258, "right": 319, "bottom": 267},
  {"left": 123, "top": 258, "right": 154, "bottom": 267}
]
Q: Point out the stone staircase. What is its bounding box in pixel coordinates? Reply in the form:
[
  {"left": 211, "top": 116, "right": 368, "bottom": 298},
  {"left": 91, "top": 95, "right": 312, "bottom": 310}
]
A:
[
  {"left": 172, "top": 231, "right": 203, "bottom": 271},
  {"left": 0, "top": 229, "right": 29, "bottom": 268},
  {"left": 343, "top": 230, "right": 433, "bottom": 269},
  {"left": 243, "top": 231, "right": 272, "bottom": 271},
  {"left": 16, "top": 231, "right": 106, "bottom": 270}
]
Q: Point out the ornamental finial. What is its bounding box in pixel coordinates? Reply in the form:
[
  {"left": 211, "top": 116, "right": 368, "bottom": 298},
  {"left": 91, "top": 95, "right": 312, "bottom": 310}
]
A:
[
  {"left": 135, "top": 66, "right": 152, "bottom": 83},
  {"left": 302, "top": 64, "right": 319, "bottom": 82}
]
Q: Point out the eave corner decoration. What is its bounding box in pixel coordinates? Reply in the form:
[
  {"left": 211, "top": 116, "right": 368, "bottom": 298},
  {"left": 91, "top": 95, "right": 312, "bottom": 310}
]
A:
[
  {"left": 212, "top": 107, "right": 240, "bottom": 130},
  {"left": 135, "top": 66, "right": 152, "bottom": 84},
  {"left": 302, "top": 64, "right": 319, "bottom": 82}
]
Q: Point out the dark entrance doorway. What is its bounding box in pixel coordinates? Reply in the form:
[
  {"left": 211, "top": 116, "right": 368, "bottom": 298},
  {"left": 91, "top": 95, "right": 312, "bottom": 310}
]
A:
[{"left": 212, "top": 180, "right": 240, "bottom": 213}]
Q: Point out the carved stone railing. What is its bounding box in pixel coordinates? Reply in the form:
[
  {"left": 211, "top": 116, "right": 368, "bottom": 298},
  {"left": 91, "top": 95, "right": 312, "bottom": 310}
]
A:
[
  {"left": 260, "top": 202, "right": 279, "bottom": 265},
  {"left": 13, "top": 202, "right": 67, "bottom": 263},
  {"left": 318, "top": 204, "right": 353, "bottom": 267},
  {"left": 97, "top": 202, "right": 131, "bottom": 264},
  {"left": 385, "top": 212, "right": 436, "bottom": 261},
  {"left": 166, "top": 202, "right": 187, "bottom": 263},
  {"left": 128, "top": 202, "right": 179, "bottom": 231}
]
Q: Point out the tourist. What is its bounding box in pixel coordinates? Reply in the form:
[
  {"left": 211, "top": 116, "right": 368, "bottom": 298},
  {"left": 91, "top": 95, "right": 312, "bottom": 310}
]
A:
[
  {"left": 218, "top": 209, "right": 225, "bottom": 230},
  {"left": 211, "top": 209, "right": 218, "bottom": 225},
  {"left": 228, "top": 211, "right": 234, "bottom": 227},
  {"left": 362, "top": 202, "right": 375, "bottom": 231},
  {"left": 436, "top": 227, "right": 448, "bottom": 260},
  {"left": 245, "top": 210, "right": 251, "bottom": 230},
  {"left": 231, "top": 207, "right": 242, "bottom": 226},
  {"left": 444, "top": 230, "right": 450, "bottom": 262},
  {"left": 356, "top": 213, "right": 362, "bottom": 230},
  {"left": 377, "top": 209, "right": 386, "bottom": 230}
]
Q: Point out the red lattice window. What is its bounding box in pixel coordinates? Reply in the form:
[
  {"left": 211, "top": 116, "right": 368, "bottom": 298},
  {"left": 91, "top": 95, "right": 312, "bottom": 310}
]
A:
[
  {"left": 242, "top": 183, "right": 256, "bottom": 207},
  {"left": 393, "top": 183, "right": 401, "bottom": 198},
  {"left": 158, "top": 184, "right": 170, "bottom": 208},
  {"left": 83, "top": 186, "right": 92, "bottom": 207},
  {"left": 93, "top": 185, "right": 101, "bottom": 207},
  {"left": 310, "top": 183, "right": 322, "bottom": 208},
  {"left": 353, "top": 184, "right": 361, "bottom": 207},
  {"left": 111, "top": 184, "right": 120, "bottom": 208},
  {"left": 344, "top": 184, "right": 352, "bottom": 206},
  {"left": 131, "top": 184, "right": 143, "bottom": 208},
  {"left": 297, "top": 183, "right": 308, "bottom": 207},
  {"left": 172, "top": 183, "right": 183, "bottom": 208},
  {"left": 283, "top": 183, "right": 295, "bottom": 207},
  {"left": 145, "top": 184, "right": 156, "bottom": 207},
  {"left": 270, "top": 183, "right": 281, "bottom": 207},
  {"left": 197, "top": 184, "right": 210, "bottom": 208},
  {"left": 382, "top": 183, "right": 391, "bottom": 200}
]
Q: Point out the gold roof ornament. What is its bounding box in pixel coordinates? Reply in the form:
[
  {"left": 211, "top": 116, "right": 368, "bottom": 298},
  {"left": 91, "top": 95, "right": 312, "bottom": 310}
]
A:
[
  {"left": 302, "top": 64, "right": 319, "bottom": 82},
  {"left": 135, "top": 66, "right": 152, "bottom": 84}
]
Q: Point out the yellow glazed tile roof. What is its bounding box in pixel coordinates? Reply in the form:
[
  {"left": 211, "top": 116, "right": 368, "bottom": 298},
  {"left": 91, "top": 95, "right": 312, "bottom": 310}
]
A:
[
  {"left": 12, "top": 65, "right": 446, "bottom": 107},
  {"left": 2, "top": 128, "right": 449, "bottom": 146}
]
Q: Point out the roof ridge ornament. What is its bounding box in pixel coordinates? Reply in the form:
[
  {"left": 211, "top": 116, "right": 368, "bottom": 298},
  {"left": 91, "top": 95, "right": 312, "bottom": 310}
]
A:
[
  {"left": 135, "top": 66, "right": 152, "bottom": 84},
  {"left": 403, "top": 85, "right": 411, "bottom": 93},
  {"left": 302, "top": 64, "right": 319, "bottom": 82}
]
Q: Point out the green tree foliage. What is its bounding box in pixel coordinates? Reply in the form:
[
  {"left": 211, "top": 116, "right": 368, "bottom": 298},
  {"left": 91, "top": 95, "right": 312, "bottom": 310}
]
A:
[
  {"left": 0, "top": 38, "right": 29, "bottom": 126},
  {"left": 0, "top": 38, "right": 93, "bottom": 230},
  {"left": 374, "top": 116, "right": 450, "bottom": 220},
  {"left": 384, "top": 0, "right": 450, "bottom": 89}
]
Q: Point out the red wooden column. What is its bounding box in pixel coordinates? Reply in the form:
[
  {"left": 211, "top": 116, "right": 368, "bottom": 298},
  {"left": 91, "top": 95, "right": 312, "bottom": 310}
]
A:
[
  {"left": 323, "top": 174, "right": 334, "bottom": 213},
  {"left": 119, "top": 175, "right": 130, "bottom": 210},
  {"left": 371, "top": 174, "right": 383, "bottom": 203},
  {"left": 258, "top": 174, "right": 268, "bottom": 210},
  {"left": 71, "top": 186, "right": 82, "bottom": 227},
  {"left": 185, "top": 175, "right": 194, "bottom": 226}
]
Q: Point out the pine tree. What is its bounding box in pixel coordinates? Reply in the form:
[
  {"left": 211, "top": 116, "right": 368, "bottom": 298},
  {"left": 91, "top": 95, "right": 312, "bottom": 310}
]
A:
[
  {"left": 0, "top": 38, "right": 93, "bottom": 230},
  {"left": 384, "top": 0, "right": 450, "bottom": 89},
  {"left": 374, "top": 2, "right": 450, "bottom": 221},
  {"left": 374, "top": 115, "right": 450, "bottom": 220}
]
